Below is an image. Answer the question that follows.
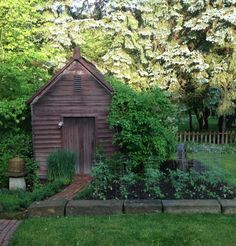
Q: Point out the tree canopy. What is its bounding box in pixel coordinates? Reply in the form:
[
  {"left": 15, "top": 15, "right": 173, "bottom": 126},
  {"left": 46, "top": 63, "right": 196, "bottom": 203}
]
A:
[{"left": 0, "top": 0, "right": 235, "bottom": 132}]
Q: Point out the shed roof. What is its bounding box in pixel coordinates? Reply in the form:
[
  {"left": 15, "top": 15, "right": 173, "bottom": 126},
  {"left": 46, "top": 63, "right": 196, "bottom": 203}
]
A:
[{"left": 28, "top": 48, "right": 112, "bottom": 104}]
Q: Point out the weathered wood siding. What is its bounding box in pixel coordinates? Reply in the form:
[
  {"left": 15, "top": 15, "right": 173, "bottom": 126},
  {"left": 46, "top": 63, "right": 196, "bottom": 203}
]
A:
[{"left": 31, "top": 61, "right": 116, "bottom": 178}]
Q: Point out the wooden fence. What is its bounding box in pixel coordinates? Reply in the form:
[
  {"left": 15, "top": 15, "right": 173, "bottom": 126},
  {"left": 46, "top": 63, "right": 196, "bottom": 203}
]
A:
[{"left": 178, "top": 131, "right": 236, "bottom": 144}]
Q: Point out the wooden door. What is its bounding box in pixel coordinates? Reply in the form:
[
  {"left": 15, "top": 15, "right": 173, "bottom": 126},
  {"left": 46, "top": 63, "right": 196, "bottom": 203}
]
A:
[{"left": 62, "top": 117, "right": 95, "bottom": 174}]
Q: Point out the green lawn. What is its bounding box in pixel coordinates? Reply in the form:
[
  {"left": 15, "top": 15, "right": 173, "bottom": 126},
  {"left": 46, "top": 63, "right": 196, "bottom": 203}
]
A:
[{"left": 11, "top": 214, "right": 236, "bottom": 246}]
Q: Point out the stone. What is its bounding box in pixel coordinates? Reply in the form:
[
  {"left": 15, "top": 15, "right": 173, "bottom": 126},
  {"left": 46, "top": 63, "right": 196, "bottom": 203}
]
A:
[
  {"left": 66, "top": 200, "right": 123, "bottom": 216},
  {"left": 124, "top": 200, "right": 162, "bottom": 214},
  {"left": 219, "top": 199, "right": 236, "bottom": 214},
  {"left": 9, "top": 177, "right": 26, "bottom": 191},
  {"left": 162, "top": 200, "right": 221, "bottom": 214},
  {"left": 28, "top": 199, "right": 67, "bottom": 217}
]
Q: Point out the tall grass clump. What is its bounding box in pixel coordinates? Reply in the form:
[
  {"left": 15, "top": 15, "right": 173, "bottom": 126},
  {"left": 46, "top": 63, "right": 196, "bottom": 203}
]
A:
[{"left": 47, "top": 149, "right": 76, "bottom": 181}]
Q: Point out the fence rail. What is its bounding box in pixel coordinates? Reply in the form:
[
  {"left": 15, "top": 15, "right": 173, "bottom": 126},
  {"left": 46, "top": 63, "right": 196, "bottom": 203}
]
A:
[{"left": 178, "top": 131, "right": 236, "bottom": 144}]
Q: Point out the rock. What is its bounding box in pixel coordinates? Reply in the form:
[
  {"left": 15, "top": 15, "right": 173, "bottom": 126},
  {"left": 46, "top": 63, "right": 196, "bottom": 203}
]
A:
[
  {"left": 28, "top": 199, "right": 67, "bottom": 217},
  {"left": 124, "top": 200, "right": 162, "bottom": 214},
  {"left": 9, "top": 177, "right": 26, "bottom": 191},
  {"left": 219, "top": 199, "right": 236, "bottom": 214},
  {"left": 66, "top": 200, "right": 123, "bottom": 216},
  {"left": 162, "top": 200, "right": 221, "bottom": 214}
]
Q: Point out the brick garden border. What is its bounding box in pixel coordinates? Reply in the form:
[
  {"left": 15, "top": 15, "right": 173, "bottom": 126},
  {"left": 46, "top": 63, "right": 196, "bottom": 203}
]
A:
[{"left": 28, "top": 199, "right": 236, "bottom": 217}]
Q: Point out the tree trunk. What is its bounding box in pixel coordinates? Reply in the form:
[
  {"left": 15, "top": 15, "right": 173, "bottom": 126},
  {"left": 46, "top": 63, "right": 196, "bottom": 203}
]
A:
[
  {"left": 222, "top": 115, "right": 226, "bottom": 133},
  {"left": 218, "top": 116, "right": 223, "bottom": 132},
  {"left": 194, "top": 110, "right": 203, "bottom": 131},
  {"left": 203, "top": 108, "right": 210, "bottom": 130},
  {"left": 188, "top": 110, "right": 193, "bottom": 131}
]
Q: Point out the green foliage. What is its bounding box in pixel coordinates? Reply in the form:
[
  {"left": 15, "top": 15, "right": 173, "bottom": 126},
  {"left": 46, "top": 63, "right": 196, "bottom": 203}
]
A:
[
  {"left": 187, "top": 143, "right": 236, "bottom": 154},
  {"left": 144, "top": 167, "right": 163, "bottom": 198},
  {"left": 47, "top": 149, "right": 76, "bottom": 182},
  {"left": 169, "top": 169, "right": 234, "bottom": 199},
  {"left": 108, "top": 78, "right": 177, "bottom": 169},
  {"left": 0, "top": 56, "right": 50, "bottom": 131},
  {"left": 91, "top": 158, "right": 115, "bottom": 200},
  {"left": 75, "top": 184, "right": 93, "bottom": 200},
  {"left": 0, "top": 131, "right": 38, "bottom": 189},
  {"left": 120, "top": 170, "right": 138, "bottom": 199},
  {"left": 0, "top": 178, "right": 69, "bottom": 212}
]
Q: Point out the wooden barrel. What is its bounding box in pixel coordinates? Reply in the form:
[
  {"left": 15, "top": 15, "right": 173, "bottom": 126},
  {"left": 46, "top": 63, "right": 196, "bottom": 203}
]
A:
[{"left": 8, "top": 157, "right": 25, "bottom": 173}]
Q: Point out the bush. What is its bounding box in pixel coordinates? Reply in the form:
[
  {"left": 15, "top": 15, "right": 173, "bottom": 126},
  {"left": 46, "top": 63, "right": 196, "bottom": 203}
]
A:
[
  {"left": 0, "top": 131, "right": 38, "bottom": 189},
  {"left": 47, "top": 149, "right": 76, "bottom": 182},
  {"left": 108, "top": 77, "right": 177, "bottom": 171}
]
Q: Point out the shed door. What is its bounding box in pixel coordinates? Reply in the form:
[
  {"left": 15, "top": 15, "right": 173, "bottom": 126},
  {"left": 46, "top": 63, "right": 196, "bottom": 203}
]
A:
[{"left": 62, "top": 117, "right": 95, "bottom": 174}]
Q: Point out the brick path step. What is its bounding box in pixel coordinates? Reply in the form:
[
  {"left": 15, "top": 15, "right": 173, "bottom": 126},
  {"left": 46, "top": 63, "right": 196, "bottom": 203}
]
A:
[
  {"left": 47, "top": 175, "right": 92, "bottom": 201},
  {"left": 0, "top": 220, "right": 21, "bottom": 246}
]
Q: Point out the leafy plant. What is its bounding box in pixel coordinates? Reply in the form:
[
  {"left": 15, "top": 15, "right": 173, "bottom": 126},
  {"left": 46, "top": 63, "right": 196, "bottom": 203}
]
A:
[
  {"left": 108, "top": 78, "right": 177, "bottom": 172},
  {"left": 75, "top": 184, "right": 93, "bottom": 200},
  {"left": 0, "top": 178, "right": 69, "bottom": 212},
  {"left": 144, "top": 167, "right": 164, "bottom": 198},
  {"left": 91, "top": 159, "right": 115, "bottom": 200},
  {"left": 120, "top": 170, "right": 137, "bottom": 199},
  {"left": 169, "top": 168, "right": 235, "bottom": 199},
  {"left": 47, "top": 149, "right": 76, "bottom": 182}
]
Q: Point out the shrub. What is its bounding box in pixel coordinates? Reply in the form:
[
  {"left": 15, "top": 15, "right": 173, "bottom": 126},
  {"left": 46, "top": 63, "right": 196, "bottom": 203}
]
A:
[
  {"left": 47, "top": 149, "right": 76, "bottom": 181},
  {"left": 108, "top": 77, "right": 177, "bottom": 171},
  {"left": 0, "top": 131, "right": 38, "bottom": 189}
]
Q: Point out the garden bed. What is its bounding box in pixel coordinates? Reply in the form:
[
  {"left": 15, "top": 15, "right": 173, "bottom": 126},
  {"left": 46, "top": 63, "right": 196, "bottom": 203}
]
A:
[
  {"left": 0, "top": 178, "right": 69, "bottom": 213},
  {"left": 75, "top": 159, "right": 236, "bottom": 201}
]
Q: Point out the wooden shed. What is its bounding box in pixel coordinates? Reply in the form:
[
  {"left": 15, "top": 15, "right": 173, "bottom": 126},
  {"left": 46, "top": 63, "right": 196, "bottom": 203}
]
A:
[{"left": 28, "top": 48, "right": 116, "bottom": 178}]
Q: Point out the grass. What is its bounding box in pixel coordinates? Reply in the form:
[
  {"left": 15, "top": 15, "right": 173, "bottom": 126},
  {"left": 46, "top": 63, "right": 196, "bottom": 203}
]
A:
[
  {"left": 10, "top": 214, "right": 236, "bottom": 246},
  {"left": 186, "top": 143, "right": 236, "bottom": 185},
  {"left": 191, "top": 152, "right": 236, "bottom": 185}
]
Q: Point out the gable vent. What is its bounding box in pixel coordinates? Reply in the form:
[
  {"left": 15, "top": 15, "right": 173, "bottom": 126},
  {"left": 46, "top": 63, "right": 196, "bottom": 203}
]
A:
[{"left": 74, "top": 75, "right": 81, "bottom": 92}]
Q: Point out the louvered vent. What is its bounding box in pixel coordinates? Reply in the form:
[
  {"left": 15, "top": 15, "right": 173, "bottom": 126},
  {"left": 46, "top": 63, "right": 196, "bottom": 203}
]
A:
[{"left": 74, "top": 75, "right": 81, "bottom": 92}]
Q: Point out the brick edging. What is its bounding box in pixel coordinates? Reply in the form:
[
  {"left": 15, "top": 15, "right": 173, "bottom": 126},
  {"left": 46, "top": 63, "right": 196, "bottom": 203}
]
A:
[{"left": 0, "top": 220, "right": 21, "bottom": 246}]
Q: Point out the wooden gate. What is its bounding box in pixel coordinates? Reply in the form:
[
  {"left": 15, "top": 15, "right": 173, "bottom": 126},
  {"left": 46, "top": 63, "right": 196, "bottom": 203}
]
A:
[{"left": 62, "top": 117, "right": 95, "bottom": 174}]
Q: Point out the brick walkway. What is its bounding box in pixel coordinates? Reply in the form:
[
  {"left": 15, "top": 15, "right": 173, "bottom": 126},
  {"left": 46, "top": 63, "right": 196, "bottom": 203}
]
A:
[
  {"left": 48, "top": 175, "right": 92, "bottom": 201},
  {"left": 0, "top": 220, "right": 21, "bottom": 246}
]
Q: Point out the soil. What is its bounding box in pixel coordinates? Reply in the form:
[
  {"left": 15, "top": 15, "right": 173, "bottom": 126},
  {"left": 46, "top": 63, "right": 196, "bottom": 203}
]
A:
[{"left": 80, "top": 159, "right": 236, "bottom": 200}]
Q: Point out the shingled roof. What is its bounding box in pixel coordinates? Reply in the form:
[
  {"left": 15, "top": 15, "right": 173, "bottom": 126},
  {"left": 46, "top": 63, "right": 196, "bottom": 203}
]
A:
[{"left": 28, "top": 48, "right": 112, "bottom": 104}]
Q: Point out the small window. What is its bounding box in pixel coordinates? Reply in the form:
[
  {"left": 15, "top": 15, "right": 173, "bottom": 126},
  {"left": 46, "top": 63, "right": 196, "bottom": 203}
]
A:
[{"left": 74, "top": 75, "right": 81, "bottom": 92}]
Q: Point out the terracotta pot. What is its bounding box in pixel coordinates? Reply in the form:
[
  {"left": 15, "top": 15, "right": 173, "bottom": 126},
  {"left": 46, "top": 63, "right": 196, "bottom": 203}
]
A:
[{"left": 8, "top": 157, "right": 25, "bottom": 173}]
